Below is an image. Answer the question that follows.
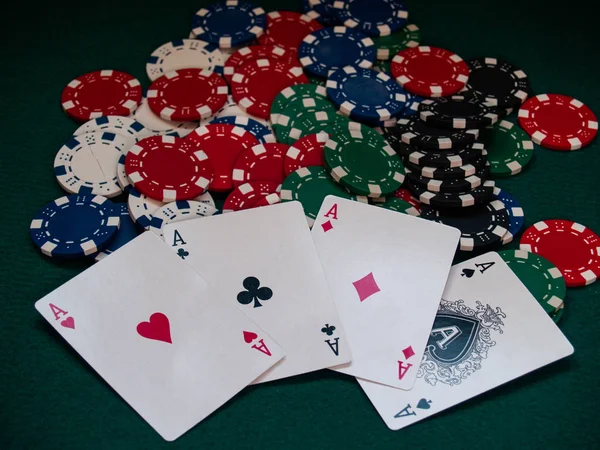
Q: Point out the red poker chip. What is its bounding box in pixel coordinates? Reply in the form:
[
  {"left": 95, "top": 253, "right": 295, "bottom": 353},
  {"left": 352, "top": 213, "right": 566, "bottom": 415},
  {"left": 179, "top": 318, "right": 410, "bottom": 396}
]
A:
[
  {"left": 223, "top": 181, "right": 281, "bottom": 212},
  {"left": 223, "top": 44, "right": 298, "bottom": 84},
  {"left": 393, "top": 188, "right": 421, "bottom": 213},
  {"left": 61, "top": 70, "right": 142, "bottom": 121},
  {"left": 391, "top": 46, "right": 469, "bottom": 98},
  {"left": 257, "top": 11, "right": 323, "bottom": 53},
  {"left": 253, "top": 192, "right": 281, "bottom": 207},
  {"left": 518, "top": 94, "right": 598, "bottom": 151},
  {"left": 232, "top": 143, "right": 288, "bottom": 187},
  {"left": 283, "top": 132, "right": 328, "bottom": 176},
  {"left": 147, "top": 68, "right": 228, "bottom": 121},
  {"left": 186, "top": 124, "right": 259, "bottom": 192},
  {"left": 230, "top": 58, "right": 309, "bottom": 119},
  {"left": 520, "top": 219, "right": 600, "bottom": 287},
  {"left": 125, "top": 135, "right": 214, "bottom": 202}
]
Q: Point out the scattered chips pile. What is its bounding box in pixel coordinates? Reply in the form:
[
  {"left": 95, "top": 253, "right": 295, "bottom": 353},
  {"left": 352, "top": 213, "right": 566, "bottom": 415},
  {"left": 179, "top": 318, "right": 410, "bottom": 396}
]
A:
[{"left": 31, "top": 0, "right": 600, "bottom": 332}]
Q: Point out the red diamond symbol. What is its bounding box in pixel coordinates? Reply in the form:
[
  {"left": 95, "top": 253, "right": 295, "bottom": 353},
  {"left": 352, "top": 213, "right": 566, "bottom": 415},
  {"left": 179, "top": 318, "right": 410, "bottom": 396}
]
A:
[
  {"left": 352, "top": 272, "right": 380, "bottom": 302},
  {"left": 402, "top": 346, "right": 415, "bottom": 360},
  {"left": 321, "top": 220, "right": 333, "bottom": 233}
]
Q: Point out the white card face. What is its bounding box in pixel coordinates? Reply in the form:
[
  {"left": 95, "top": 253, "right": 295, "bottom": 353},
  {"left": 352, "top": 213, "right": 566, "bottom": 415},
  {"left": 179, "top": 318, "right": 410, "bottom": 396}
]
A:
[
  {"left": 358, "top": 252, "right": 574, "bottom": 430},
  {"left": 311, "top": 196, "right": 460, "bottom": 390},
  {"left": 35, "top": 232, "right": 284, "bottom": 441},
  {"left": 163, "top": 201, "right": 351, "bottom": 383}
]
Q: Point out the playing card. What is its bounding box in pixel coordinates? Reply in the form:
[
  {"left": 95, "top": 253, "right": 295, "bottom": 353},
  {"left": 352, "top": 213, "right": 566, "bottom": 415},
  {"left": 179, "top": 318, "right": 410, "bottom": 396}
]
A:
[
  {"left": 358, "top": 252, "right": 574, "bottom": 430},
  {"left": 163, "top": 201, "right": 351, "bottom": 383},
  {"left": 311, "top": 196, "right": 460, "bottom": 390},
  {"left": 35, "top": 232, "right": 284, "bottom": 441}
]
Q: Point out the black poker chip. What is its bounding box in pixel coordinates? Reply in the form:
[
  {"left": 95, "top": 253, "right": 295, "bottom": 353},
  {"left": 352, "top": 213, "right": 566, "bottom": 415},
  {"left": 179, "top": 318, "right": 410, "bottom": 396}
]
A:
[
  {"left": 421, "top": 199, "right": 510, "bottom": 251},
  {"left": 391, "top": 139, "right": 487, "bottom": 168},
  {"left": 419, "top": 96, "right": 499, "bottom": 130},
  {"left": 463, "top": 57, "right": 531, "bottom": 108},
  {"left": 406, "top": 179, "right": 496, "bottom": 209},
  {"left": 403, "top": 156, "right": 490, "bottom": 180},
  {"left": 405, "top": 166, "right": 488, "bottom": 193},
  {"left": 384, "top": 117, "right": 479, "bottom": 150}
]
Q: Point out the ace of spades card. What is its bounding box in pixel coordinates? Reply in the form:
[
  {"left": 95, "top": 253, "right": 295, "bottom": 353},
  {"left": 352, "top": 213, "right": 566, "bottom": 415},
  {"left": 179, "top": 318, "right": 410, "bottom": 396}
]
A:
[
  {"left": 162, "top": 201, "right": 351, "bottom": 383},
  {"left": 358, "top": 252, "right": 574, "bottom": 430},
  {"left": 35, "top": 232, "right": 284, "bottom": 441},
  {"left": 311, "top": 196, "right": 461, "bottom": 390}
]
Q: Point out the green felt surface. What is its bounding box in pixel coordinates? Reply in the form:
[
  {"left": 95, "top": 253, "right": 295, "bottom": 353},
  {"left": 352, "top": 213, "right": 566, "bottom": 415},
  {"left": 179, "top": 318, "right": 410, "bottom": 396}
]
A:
[{"left": 1, "top": 1, "right": 599, "bottom": 448}]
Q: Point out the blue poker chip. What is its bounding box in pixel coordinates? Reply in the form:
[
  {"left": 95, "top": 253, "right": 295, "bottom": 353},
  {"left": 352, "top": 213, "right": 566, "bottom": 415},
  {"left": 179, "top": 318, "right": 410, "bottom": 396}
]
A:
[
  {"left": 298, "top": 26, "right": 376, "bottom": 78},
  {"left": 191, "top": 1, "right": 267, "bottom": 48},
  {"left": 327, "top": 66, "right": 407, "bottom": 123},
  {"left": 210, "top": 115, "right": 276, "bottom": 143},
  {"left": 494, "top": 187, "right": 525, "bottom": 245},
  {"left": 400, "top": 92, "right": 424, "bottom": 118},
  {"left": 30, "top": 194, "right": 121, "bottom": 259},
  {"left": 93, "top": 204, "right": 139, "bottom": 261},
  {"left": 331, "top": 0, "right": 409, "bottom": 37}
]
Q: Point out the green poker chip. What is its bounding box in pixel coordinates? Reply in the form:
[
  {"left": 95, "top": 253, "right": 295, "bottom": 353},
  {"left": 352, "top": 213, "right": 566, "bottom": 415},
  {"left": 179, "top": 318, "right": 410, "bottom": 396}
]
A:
[
  {"left": 270, "top": 84, "right": 327, "bottom": 129},
  {"left": 280, "top": 166, "right": 366, "bottom": 226},
  {"left": 324, "top": 122, "right": 406, "bottom": 197},
  {"left": 376, "top": 197, "right": 420, "bottom": 216},
  {"left": 480, "top": 119, "right": 534, "bottom": 177},
  {"left": 551, "top": 305, "right": 565, "bottom": 324},
  {"left": 275, "top": 96, "right": 336, "bottom": 144},
  {"left": 498, "top": 249, "right": 566, "bottom": 316},
  {"left": 372, "top": 24, "right": 421, "bottom": 60}
]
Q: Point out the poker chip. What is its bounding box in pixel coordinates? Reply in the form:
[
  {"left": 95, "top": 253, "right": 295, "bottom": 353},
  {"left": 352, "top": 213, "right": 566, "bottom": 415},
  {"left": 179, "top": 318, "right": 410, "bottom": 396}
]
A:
[
  {"left": 407, "top": 179, "right": 496, "bottom": 209},
  {"left": 61, "top": 70, "right": 142, "bottom": 121},
  {"left": 54, "top": 132, "right": 128, "bottom": 198},
  {"left": 74, "top": 116, "right": 153, "bottom": 145},
  {"left": 211, "top": 95, "right": 272, "bottom": 128},
  {"left": 324, "top": 122, "right": 405, "bottom": 197},
  {"left": 284, "top": 132, "right": 328, "bottom": 175},
  {"left": 394, "top": 141, "right": 487, "bottom": 169},
  {"left": 298, "top": 26, "right": 376, "bottom": 78},
  {"left": 326, "top": 66, "right": 406, "bottom": 123},
  {"left": 274, "top": 95, "right": 336, "bottom": 142},
  {"left": 391, "top": 46, "right": 469, "bottom": 97},
  {"left": 402, "top": 154, "right": 489, "bottom": 180},
  {"left": 149, "top": 200, "right": 218, "bottom": 239},
  {"left": 125, "top": 135, "right": 214, "bottom": 202},
  {"left": 376, "top": 197, "right": 419, "bottom": 216},
  {"left": 257, "top": 11, "right": 323, "bottom": 52},
  {"left": 186, "top": 124, "right": 259, "bottom": 191},
  {"left": 270, "top": 83, "right": 327, "bottom": 127},
  {"left": 30, "top": 194, "right": 120, "bottom": 259},
  {"left": 306, "top": 0, "right": 339, "bottom": 26},
  {"left": 280, "top": 110, "right": 344, "bottom": 145},
  {"left": 146, "top": 39, "right": 225, "bottom": 81},
  {"left": 331, "top": 0, "right": 409, "bottom": 36},
  {"left": 422, "top": 199, "right": 509, "bottom": 251},
  {"left": 493, "top": 187, "right": 525, "bottom": 244},
  {"left": 147, "top": 69, "right": 228, "bottom": 121},
  {"left": 372, "top": 24, "right": 420, "bottom": 60},
  {"left": 464, "top": 57, "right": 531, "bottom": 108},
  {"left": 94, "top": 203, "right": 139, "bottom": 262},
  {"left": 232, "top": 143, "right": 288, "bottom": 187},
  {"left": 231, "top": 58, "right": 309, "bottom": 119},
  {"left": 400, "top": 92, "right": 423, "bottom": 118},
  {"left": 223, "top": 44, "right": 297, "bottom": 83},
  {"left": 419, "top": 96, "right": 499, "bottom": 129},
  {"left": 210, "top": 115, "right": 276, "bottom": 143},
  {"left": 520, "top": 220, "right": 600, "bottom": 287},
  {"left": 132, "top": 97, "right": 197, "bottom": 137},
  {"left": 191, "top": 1, "right": 267, "bottom": 48},
  {"left": 127, "top": 188, "right": 215, "bottom": 229},
  {"left": 551, "top": 305, "right": 565, "bottom": 323},
  {"left": 392, "top": 187, "right": 421, "bottom": 212},
  {"left": 405, "top": 167, "right": 487, "bottom": 193},
  {"left": 280, "top": 166, "right": 367, "bottom": 226},
  {"left": 518, "top": 94, "right": 598, "bottom": 151},
  {"left": 253, "top": 192, "right": 281, "bottom": 207},
  {"left": 481, "top": 120, "right": 534, "bottom": 176},
  {"left": 499, "top": 250, "right": 566, "bottom": 315},
  {"left": 223, "top": 181, "right": 281, "bottom": 212},
  {"left": 385, "top": 117, "right": 479, "bottom": 150}
]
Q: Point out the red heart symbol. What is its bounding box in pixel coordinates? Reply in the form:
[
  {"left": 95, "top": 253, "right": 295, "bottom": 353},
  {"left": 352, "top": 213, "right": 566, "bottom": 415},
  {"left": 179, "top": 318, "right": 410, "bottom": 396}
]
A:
[
  {"left": 243, "top": 331, "right": 258, "bottom": 344},
  {"left": 137, "top": 312, "right": 172, "bottom": 344},
  {"left": 60, "top": 317, "right": 75, "bottom": 329}
]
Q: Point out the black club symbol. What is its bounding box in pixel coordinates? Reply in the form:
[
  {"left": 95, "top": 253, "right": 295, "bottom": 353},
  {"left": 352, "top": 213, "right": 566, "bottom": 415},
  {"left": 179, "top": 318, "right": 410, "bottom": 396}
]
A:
[
  {"left": 321, "top": 324, "right": 336, "bottom": 336},
  {"left": 237, "top": 277, "right": 273, "bottom": 308},
  {"left": 177, "top": 248, "right": 189, "bottom": 260}
]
